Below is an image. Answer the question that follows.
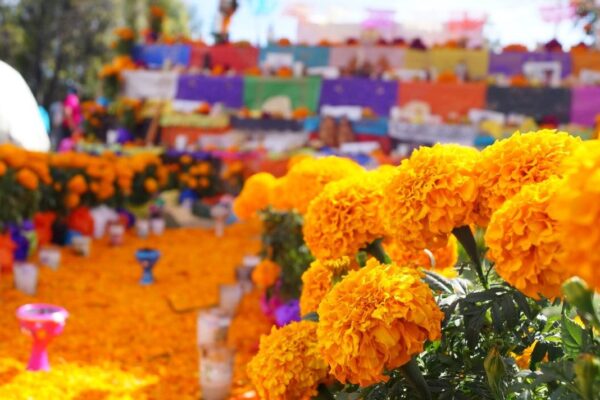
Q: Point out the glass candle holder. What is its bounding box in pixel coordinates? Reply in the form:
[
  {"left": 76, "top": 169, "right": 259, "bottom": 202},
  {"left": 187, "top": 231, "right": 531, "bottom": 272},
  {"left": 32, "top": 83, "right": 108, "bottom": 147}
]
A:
[
  {"left": 14, "top": 262, "right": 38, "bottom": 296},
  {"left": 108, "top": 223, "right": 125, "bottom": 246},
  {"left": 71, "top": 236, "right": 91, "bottom": 257},
  {"left": 210, "top": 205, "right": 229, "bottom": 238},
  {"left": 135, "top": 248, "right": 160, "bottom": 285},
  {"left": 38, "top": 246, "right": 61, "bottom": 270},
  {"left": 136, "top": 219, "right": 150, "bottom": 239},
  {"left": 16, "top": 303, "right": 68, "bottom": 371},
  {"left": 219, "top": 284, "right": 242, "bottom": 316},
  {"left": 197, "top": 307, "right": 231, "bottom": 348},
  {"left": 200, "top": 346, "right": 234, "bottom": 400}
]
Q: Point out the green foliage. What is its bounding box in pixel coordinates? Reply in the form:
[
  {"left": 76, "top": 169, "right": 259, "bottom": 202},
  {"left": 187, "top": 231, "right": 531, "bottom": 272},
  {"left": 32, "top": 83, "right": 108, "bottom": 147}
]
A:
[
  {"left": 260, "top": 208, "right": 313, "bottom": 300},
  {"left": 0, "top": 169, "right": 39, "bottom": 227}
]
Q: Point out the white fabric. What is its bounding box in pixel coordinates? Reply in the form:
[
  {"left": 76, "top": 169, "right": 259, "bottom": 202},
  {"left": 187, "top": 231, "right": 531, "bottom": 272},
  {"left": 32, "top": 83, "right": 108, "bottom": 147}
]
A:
[
  {"left": 122, "top": 70, "right": 179, "bottom": 100},
  {"left": 389, "top": 121, "right": 479, "bottom": 146},
  {"left": 0, "top": 61, "right": 50, "bottom": 151},
  {"left": 321, "top": 105, "right": 363, "bottom": 120}
]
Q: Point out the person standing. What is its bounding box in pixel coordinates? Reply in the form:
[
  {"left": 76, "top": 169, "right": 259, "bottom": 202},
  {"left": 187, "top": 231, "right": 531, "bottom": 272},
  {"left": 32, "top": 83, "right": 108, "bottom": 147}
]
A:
[{"left": 62, "top": 86, "right": 82, "bottom": 139}]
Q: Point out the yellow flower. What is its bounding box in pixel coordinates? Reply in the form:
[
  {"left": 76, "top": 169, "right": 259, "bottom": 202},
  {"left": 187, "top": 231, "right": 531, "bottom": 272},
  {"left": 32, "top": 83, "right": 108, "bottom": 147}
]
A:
[
  {"left": 282, "top": 156, "right": 364, "bottom": 214},
  {"left": 247, "top": 321, "right": 328, "bottom": 400},
  {"left": 510, "top": 341, "right": 546, "bottom": 370},
  {"left": 16, "top": 168, "right": 39, "bottom": 190},
  {"left": 233, "top": 172, "right": 277, "bottom": 220},
  {"left": 383, "top": 144, "right": 480, "bottom": 252},
  {"left": 304, "top": 171, "right": 390, "bottom": 260},
  {"left": 385, "top": 236, "right": 459, "bottom": 278},
  {"left": 486, "top": 178, "right": 567, "bottom": 299},
  {"left": 317, "top": 258, "right": 444, "bottom": 386},
  {"left": 475, "top": 130, "right": 580, "bottom": 226},
  {"left": 268, "top": 177, "right": 292, "bottom": 211},
  {"left": 548, "top": 141, "right": 600, "bottom": 292},
  {"left": 251, "top": 259, "right": 281, "bottom": 288}
]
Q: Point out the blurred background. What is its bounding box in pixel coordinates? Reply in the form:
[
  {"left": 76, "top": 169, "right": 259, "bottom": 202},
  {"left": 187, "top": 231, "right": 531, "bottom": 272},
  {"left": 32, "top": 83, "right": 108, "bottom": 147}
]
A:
[{"left": 1, "top": 0, "right": 598, "bottom": 106}]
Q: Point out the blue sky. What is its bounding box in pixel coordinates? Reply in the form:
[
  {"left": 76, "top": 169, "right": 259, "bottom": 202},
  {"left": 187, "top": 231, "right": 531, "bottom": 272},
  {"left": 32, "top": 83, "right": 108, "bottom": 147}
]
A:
[{"left": 185, "top": 0, "right": 586, "bottom": 48}]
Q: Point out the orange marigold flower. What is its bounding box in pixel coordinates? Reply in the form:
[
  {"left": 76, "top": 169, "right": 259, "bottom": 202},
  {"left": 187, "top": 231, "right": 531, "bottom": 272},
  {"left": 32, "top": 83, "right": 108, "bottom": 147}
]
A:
[
  {"left": 268, "top": 177, "right": 292, "bottom": 211},
  {"left": 67, "top": 175, "right": 88, "bottom": 195},
  {"left": 16, "top": 168, "right": 39, "bottom": 190},
  {"left": 282, "top": 156, "right": 364, "bottom": 214},
  {"left": 509, "top": 341, "right": 546, "bottom": 370},
  {"left": 233, "top": 172, "right": 277, "bottom": 220},
  {"left": 150, "top": 5, "right": 166, "bottom": 18},
  {"left": 299, "top": 257, "right": 356, "bottom": 316},
  {"left": 317, "top": 258, "right": 444, "bottom": 386},
  {"left": 0, "top": 161, "right": 6, "bottom": 176},
  {"left": 383, "top": 144, "right": 480, "bottom": 252},
  {"left": 247, "top": 321, "right": 328, "bottom": 400},
  {"left": 486, "top": 178, "right": 567, "bottom": 299},
  {"left": 0, "top": 144, "right": 27, "bottom": 168},
  {"left": 475, "top": 130, "right": 580, "bottom": 226},
  {"left": 251, "top": 259, "right": 280, "bottom": 288},
  {"left": 144, "top": 178, "right": 158, "bottom": 193},
  {"left": 548, "top": 141, "right": 600, "bottom": 292},
  {"left": 64, "top": 193, "right": 80, "bottom": 209},
  {"left": 180, "top": 155, "right": 192, "bottom": 165},
  {"left": 114, "top": 27, "right": 135, "bottom": 40},
  {"left": 385, "top": 236, "right": 459, "bottom": 278},
  {"left": 304, "top": 171, "right": 391, "bottom": 260}
]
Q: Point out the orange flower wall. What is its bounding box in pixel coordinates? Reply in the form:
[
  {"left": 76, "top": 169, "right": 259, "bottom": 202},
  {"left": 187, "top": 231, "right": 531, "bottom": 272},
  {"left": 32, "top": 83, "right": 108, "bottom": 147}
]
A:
[{"left": 0, "top": 222, "right": 262, "bottom": 399}]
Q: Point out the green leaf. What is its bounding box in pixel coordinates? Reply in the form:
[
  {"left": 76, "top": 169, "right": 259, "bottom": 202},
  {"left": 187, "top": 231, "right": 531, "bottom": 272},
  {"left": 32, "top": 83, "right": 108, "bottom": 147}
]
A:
[
  {"left": 530, "top": 341, "right": 548, "bottom": 371},
  {"left": 302, "top": 311, "right": 319, "bottom": 322},
  {"left": 422, "top": 270, "right": 453, "bottom": 294},
  {"left": 452, "top": 225, "right": 487, "bottom": 288},
  {"left": 561, "top": 314, "right": 588, "bottom": 357},
  {"left": 400, "top": 358, "right": 432, "bottom": 400}
]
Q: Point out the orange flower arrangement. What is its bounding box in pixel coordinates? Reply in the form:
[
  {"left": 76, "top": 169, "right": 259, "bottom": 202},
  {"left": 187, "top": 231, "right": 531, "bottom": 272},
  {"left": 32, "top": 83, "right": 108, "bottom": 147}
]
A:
[
  {"left": 144, "top": 178, "right": 158, "bottom": 193},
  {"left": 16, "top": 168, "right": 39, "bottom": 190},
  {"left": 548, "top": 141, "right": 600, "bottom": 291},
  {"left": 437, "top": 71, "right": 460, "bottom": 83},
  {"left": 486, "top": 178, "right": 567, "bottom": 299},
  {"left": 281, "top": 156, "right": 364, "bottom": 214},
  {"left": 317, "top": 258, "right": 444, "bottom": 386},
  {"left": 233, "top": 172, "right": 277, "bottom": 220},
  {"left": 304, "top": 171, "right": 392, "bottom": 260},
  {"left": 67, "top": 175, "right": 88, "bottom": 195},
  {"left": 247, "top": 321, "right": 328, "bottom": 400},
  {"left": 0, "top": 161, "right": 6, "bottom": 176},
  {"left": 383, "top": 144, "right": 480, "bottom": 252},
  {"left": 251, "top": 259, "right": 281, "bottom": 288},
  {"left": 385, "top": 236, "right": 459, "bottom": 278},
  {"left": 114, "top": 27, "right": 135, "bottom": 41},
  {"left": 149, "top": 5, "right": 166, "bottom": 19},
  {"left": 474, "top": 130, "right": 581, "bottom": 226}
]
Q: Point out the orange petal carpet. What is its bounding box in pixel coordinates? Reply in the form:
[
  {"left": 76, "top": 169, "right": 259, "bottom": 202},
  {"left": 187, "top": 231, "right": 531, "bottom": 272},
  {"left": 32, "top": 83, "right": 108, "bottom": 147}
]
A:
[{"left": 0, "top": 221, "right": 265, "bottom": 399}]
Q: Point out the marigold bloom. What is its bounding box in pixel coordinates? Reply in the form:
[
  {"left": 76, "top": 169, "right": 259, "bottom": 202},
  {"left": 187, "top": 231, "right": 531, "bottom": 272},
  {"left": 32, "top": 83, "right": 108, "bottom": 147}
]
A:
[
  {"left": 510, "top": 341, "right": 546, "bottom": 370},
  {"left": 0, "top": 161, "right": 6, "bottom": 176},
  {"left": 383, "top": 144, "right": 480, "bottom": 252},
  {"left": 548, "top": 141, "right": 600, "bottom": 291},
  {"left": 247, "top": 321, "right": 328, "bottom": 400},
  {"left": 144, "top": 178, "right": 158, "bottom": 193},
  {"left": 486, "top": 178, "right": 567, "bottom": 299},
  {"left": 268, "top": 177, "right": 292, "bottom": 211},
  {"left": 475, "top": 130, "right": 580, "bottom": 226},
  {"left": 282, "top": 156, "right": 364, "bottom": 214},
  {"left": 16, "top": 168, "right": 39, "bottom": 190},
  {"left": 64, "top": 193, "right": 80, "bottom": 209},
  {"left": 385, "top": 236, "right": 459, "bottom": 278},
  {"left": 67, "top": 175, "right": 88, "bottom": 195},
  {"left": 233, "top": 172, "right": 277, "bottom": 220},
  {"left": 317, "top": 258, "right": 443, "bottom": 386},
  {"left": 304, "top": 171, "right": 390, "bottom": 260},
  {"left": 251, "top": 259, "right": 281, "bottom": 288}
]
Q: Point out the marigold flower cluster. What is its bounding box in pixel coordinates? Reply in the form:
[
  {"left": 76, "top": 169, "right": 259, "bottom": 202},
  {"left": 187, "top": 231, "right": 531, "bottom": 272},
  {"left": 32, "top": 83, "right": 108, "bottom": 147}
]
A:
[
  {"left": 247, "top": 321, "right": 328, "bottom": 400},
  {"left": 232, "top": 172, "right": 277, "bottom": 220},
  {"left": 474, "top": 130, "right": 580, "bottom": 226},
  {"left": 486, "top": 178, "right": 568, "bottom": 299}
]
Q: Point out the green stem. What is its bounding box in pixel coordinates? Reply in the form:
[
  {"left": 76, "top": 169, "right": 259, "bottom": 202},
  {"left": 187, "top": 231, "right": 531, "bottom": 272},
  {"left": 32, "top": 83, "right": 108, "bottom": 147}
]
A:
[
  {"left": 452, "top": 226, "right": 488, "bottom": 289},
  {"left": 365, "top": 238, "right": 391, "bottom": 264},
  {"left": 400, "top": 358, "right": 432, "bottom": 400}
]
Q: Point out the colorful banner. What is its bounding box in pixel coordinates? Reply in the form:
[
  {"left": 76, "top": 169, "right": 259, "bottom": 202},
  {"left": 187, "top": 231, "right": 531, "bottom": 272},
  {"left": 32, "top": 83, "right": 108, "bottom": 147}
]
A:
[
  {"left": 486, "top": 86, "right": 572, "bottom": 123},
  {"left": 570, "top": 86, "right": 600, "bottom": 127},
  {"left": 175, "top": 75, "right": 244, "bottom": 108},
  {"left": 190, "top": 45, "right": 259, "bottom": 72},
  {"left": 398, "top": 82, "right": 487, "bottom": 118},
  {"left": 404, "top": 49, "right": 430, "bottom": 70},
  {"left": 389, "top": 121, "right": 479, "bottom": 146},
  {"left": 260, "top": 45, "right": 331, "bottom": 68},
  {"left": 429, "top": 49, "right": 490, "bottom": 79},
  {"left": 243, "top": 77, "right": 322, "bottom": 112},
  {"left": 329, "top": 46, "right": 405, "bottom": 68},
  {"left": 489, "top": 51, "right": 572, "bottom": 77},
  {"left": 319, "top": 78, "right": 399, "bottom": 116},
  {"left": 122, "top": 71, "right": 179, "bottom": 100},
  {"left": 571, "top": 51, "right": 600, "bottom": 75},
  {"left": 132, "top": 45, "right": 191, "bottom": 68}
]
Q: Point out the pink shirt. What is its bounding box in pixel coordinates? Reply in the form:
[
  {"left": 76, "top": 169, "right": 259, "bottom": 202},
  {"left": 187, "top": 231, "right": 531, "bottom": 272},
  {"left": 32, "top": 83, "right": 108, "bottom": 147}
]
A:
[{"left": 63, "top": 94, "right": 82, "bottom": 128}]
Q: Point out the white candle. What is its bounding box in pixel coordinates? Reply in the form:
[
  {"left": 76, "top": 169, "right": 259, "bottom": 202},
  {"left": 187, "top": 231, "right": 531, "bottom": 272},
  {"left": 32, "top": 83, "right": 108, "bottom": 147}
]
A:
[
  {"left": 136, "top": 219, "right": 150, "bottom": 239},
  {"left": 197, "top": 308, "right": 231, "bottom": 347},
  {"left": 39, "top": 247, "right": 61, "bottom": 270},
  {"left": 108, "top": 224, "right": 125, "bottom": 246},
  {"left": 14, "top": 262, "right": 38, "bottom": 296},
  {"left": 151, "top": 218, "right": 166, "bottom": 236},
  {"left": 200, "top": 347, "right": 234, "bottom": 400},
  {"left": 72, "top": 236, "right": 92, "bottom": 257},
  {"left": 219, "top": 284, "right": 242, "bottom": 316}
]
